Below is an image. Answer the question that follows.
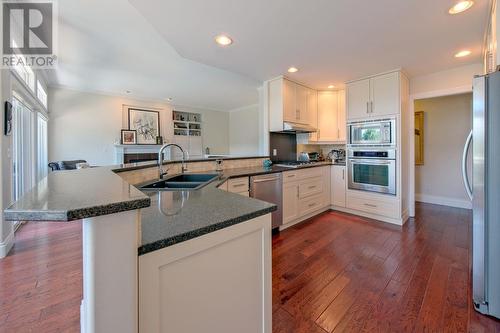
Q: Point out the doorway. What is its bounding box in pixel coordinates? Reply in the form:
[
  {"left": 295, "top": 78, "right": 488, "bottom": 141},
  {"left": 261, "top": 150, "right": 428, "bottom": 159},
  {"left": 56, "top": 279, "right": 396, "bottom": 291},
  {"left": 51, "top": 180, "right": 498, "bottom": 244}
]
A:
[{"left": 413, "top": 93, "right": 473, "bottom": 210}]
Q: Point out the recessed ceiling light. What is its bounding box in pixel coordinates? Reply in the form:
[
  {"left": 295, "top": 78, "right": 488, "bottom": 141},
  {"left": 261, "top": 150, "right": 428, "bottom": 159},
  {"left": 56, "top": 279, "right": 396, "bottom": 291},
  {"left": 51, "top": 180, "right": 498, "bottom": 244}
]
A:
[
  {"left": 455, "top": 50, "right": 472, "bottom": 58},
  {"left": 126, "top": 90, "right": 131, "bottom": 94},
  {"left": 328, "top": 85, "right": 335, "bottom": 89},
  {"left": 215, "top": 34, "right": 233, "bottom": 46},
  {"left": 167, "top": 97, "right": 173, "bottom": 102},
  {"left": 449, "top": 1, "right": 474, "bottom": 14},
  {"left": 288, "top": 67, "right": 299, "bottom": 73}
]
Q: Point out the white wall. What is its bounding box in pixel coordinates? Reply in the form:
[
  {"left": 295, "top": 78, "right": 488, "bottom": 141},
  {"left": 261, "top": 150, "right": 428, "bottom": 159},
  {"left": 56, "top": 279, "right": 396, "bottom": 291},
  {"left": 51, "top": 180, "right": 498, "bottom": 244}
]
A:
[
  {"left": 410, "top": 63, "right": 483, "bottom": 96},
  {"left": 229, "top": 104, "right": 260, "bottom": 155},
  {"left": 414, "top": 93, "right": 472, "bottom": 209},
  {"left": 48, "top": 87, "right": 230, "bottom": 166}
]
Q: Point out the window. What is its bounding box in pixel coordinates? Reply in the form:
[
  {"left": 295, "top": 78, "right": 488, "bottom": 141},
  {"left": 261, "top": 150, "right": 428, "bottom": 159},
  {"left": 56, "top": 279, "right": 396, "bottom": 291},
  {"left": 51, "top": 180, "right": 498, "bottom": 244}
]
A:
[
  {"left": 12, "top": 97, "right": 34, "bottom": 202},
  {"left": 37, "top": 80, "right": 48, "bottom": 108},
  {"left": 11, "top": 41, "right": 35, "bottom": 91},
  {"left": 37, "top": 114, "right": 48, "bottom": 180}
]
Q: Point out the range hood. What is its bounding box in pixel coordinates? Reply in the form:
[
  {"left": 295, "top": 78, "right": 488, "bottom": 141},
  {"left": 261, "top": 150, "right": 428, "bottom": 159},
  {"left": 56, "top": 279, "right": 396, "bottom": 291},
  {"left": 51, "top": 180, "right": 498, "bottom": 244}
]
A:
[{"left": 274, "top": 122, "right": 317, "bottom": 133}]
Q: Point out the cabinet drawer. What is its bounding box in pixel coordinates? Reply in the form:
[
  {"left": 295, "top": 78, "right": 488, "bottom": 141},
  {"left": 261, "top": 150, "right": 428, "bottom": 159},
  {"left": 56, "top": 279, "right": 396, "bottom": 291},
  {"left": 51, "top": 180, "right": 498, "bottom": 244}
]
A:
[
  {"left": 347, "top": 194, "right": 399, "bottom": 219},
  {"left": 297, "top": 167, "right": 323, "bottom": 180},
  {"left": 299, "top": 194, "right": 324, "bottom": 216},
  {"left": 299, "top": 178, "right": 323, "bottom": 199},
  {"left": 227, "top": 177, "right": 249, "bottom": 193},
  {"left": 218, "top": 181, "right": 228, "bottom": 191},
  {"left": 282, "top": 171, "right": 300, "bottom": 183}
]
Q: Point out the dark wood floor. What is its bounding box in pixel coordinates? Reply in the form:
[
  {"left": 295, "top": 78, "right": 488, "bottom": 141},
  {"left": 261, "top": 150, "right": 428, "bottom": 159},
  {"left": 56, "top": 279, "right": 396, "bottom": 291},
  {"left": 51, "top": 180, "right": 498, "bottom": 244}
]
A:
[{"left": 1, "top": 203, "right": 500, "bottom": 332}]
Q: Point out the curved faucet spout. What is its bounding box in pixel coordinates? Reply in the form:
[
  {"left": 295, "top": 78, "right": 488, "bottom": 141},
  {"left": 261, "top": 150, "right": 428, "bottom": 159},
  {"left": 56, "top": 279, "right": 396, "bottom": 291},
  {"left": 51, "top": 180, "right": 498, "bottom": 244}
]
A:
[{"left": 158, "top": 143, "right": 187, "bottom": 179}]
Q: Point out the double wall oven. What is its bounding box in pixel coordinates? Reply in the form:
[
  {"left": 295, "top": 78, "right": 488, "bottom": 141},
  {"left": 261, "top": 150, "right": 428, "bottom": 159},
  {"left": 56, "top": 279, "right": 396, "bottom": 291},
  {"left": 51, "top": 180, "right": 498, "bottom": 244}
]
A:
[{"left": 347, "top": 117, "right": 397, "bottom": 196}]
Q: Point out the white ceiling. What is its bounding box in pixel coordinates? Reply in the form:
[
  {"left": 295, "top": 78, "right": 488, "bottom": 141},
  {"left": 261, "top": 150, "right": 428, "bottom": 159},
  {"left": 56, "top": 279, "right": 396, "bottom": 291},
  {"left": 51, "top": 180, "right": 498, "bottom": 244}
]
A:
[
  {"left": 129, "top": 0, "right": 489, "bottom": 89},
  {"left": 49, "top": 0, "right": 489, "bottom": 111},
  {"left": 47, "top": 0, "right": 261, "bottom": 111}
]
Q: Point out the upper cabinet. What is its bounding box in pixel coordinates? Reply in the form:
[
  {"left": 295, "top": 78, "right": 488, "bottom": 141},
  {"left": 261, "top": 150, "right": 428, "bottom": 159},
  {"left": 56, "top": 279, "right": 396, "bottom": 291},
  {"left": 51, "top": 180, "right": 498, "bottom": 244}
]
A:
[
  {"left": 310, "top": 89, "right": 346, "bottom": 143},
  {"left": 346, "top": 71, "right": 400, "bottom": 120},
  {"left": 268, "top": 77, "right": 316, "bottom": 131}
]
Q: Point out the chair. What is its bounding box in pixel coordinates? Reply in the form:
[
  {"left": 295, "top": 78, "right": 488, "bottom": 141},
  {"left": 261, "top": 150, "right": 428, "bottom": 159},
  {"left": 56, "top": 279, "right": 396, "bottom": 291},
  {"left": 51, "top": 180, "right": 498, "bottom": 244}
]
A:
[{"left": 48, "top": 160, "right": 87, "bottom": 171}]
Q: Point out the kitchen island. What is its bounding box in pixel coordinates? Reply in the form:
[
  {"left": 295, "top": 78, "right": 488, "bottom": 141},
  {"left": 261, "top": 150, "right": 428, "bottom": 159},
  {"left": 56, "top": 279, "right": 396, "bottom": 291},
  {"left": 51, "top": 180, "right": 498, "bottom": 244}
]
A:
[{"left": 3, "top": 159, "right": 277, "bottom": 333}]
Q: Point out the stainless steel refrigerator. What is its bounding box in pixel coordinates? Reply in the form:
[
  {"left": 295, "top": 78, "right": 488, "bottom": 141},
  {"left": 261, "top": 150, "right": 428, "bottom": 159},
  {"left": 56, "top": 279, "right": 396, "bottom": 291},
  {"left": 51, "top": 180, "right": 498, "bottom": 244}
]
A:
[{"left": 462, "top": 70, "right": 500, "bottom": 319}]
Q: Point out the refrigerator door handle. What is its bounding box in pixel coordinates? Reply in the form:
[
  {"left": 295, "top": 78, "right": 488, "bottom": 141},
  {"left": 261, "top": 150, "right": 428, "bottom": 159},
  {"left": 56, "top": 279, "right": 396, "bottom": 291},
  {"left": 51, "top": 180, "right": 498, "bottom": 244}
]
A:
[{"left": 462, "top": 130, "right": 473, "bottom": 200}]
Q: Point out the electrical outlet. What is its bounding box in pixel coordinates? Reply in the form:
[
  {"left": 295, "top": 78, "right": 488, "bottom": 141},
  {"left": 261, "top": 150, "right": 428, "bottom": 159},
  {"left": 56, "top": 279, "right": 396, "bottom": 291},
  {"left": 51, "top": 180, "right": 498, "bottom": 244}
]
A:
[{"left": 272, "top": 149, "right": 277, "bottom": 156}]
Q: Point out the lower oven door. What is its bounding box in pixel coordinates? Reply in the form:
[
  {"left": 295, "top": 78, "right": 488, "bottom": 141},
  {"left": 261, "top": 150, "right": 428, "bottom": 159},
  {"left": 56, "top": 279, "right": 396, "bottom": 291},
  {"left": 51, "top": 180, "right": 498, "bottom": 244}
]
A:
[{"left": 348, "top": 158, "right": 396, "bottom": 195}]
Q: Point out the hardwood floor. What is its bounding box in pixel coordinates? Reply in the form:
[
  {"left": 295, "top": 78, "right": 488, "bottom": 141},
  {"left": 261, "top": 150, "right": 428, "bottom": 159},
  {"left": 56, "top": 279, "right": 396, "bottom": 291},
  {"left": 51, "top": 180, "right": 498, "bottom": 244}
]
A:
[{"left": 1, "top": 202, "right": 500, "bottom": 332}]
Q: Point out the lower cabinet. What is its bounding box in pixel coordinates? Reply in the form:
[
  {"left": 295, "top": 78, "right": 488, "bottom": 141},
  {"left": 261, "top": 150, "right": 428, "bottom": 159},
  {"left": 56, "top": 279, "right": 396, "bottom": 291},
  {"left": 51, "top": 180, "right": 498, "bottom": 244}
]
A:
[
  {"left": 282, "top": 182, "right": 300, "bottom": 224},
  {"left": 282, "top": 166, "right": 330, "bottom": 227},
  {"left": 331, "top": 165, "right": 346, "bottom": 207},
  {"left": 139, "top": 214, "right": 272, "bottom": 333},
  {"left": 219, "top": 177, "right": 250, "bottom": 196}
]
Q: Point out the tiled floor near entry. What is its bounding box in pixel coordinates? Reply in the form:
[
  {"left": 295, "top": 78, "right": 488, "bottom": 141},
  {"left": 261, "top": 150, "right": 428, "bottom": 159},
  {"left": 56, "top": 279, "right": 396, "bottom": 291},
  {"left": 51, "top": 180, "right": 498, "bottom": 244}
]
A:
[{"left": 1, "top": 203, "right": 500, "bottom": 332}]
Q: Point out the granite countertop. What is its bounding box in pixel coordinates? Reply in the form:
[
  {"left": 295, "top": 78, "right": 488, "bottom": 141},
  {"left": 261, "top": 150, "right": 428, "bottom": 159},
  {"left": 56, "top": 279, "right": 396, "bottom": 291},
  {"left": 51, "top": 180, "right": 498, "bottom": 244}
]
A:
[
  {"left": 3, "top": 167, "right": 151, "bottom": 222},
  {"left": 4, "top": 160, "right": 336, "bottom": 255}
]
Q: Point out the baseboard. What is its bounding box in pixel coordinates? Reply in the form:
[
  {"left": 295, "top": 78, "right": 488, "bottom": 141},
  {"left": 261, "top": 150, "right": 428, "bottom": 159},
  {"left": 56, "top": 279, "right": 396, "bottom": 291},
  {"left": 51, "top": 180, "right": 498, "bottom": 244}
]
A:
[
  {"left": 331, "top": 205, "right": 405, "bottom": 226},
  {"left": 279, "top": 206, "right": 330, "bottom": 231},
  {"left": 415, "top": 193, "right": 472, "bottom": 209},
  {"left": 0, "top": 230, "right": 14, "bottom": 258}
]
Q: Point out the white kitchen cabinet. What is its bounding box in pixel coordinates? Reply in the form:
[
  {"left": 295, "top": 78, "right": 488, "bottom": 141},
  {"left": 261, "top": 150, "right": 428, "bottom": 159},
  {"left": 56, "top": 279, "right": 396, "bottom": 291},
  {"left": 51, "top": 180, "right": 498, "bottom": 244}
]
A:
[
  {"left": 370, "top": 72, "right": 400, "bottom": 118},
  {"left": 331, "top": 165, "right": 346, "bottom": 208},
  {"left": 347, "top": 79, "right": 371, "bottom": 120},
  {"left": 281, "top": 167, "right": 330, "bottom": 227},
  {"left": 268, "top": 77, "right": 316, "bottom": 131},
  {"left": 346, "top": 71, "right": 400, "bottom": 120},
  {"left": 139, "top": 214, "right": 272, "bottom": 333},
  {"left": 282, "top": 182, "right": 300, "bottom": 224},
  {"left": 310, "top": 90, "right": 346, "bottom": 143},
  {"left": 228, "top": 177, "right": 250, "bottom": 196}
]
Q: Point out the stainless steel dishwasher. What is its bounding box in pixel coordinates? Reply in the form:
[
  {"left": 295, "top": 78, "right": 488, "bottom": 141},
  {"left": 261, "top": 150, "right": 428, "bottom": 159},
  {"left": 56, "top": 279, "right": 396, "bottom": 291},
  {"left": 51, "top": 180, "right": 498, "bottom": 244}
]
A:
[{"left": 249, "top": 173, "right": 283, "bottom": 229}]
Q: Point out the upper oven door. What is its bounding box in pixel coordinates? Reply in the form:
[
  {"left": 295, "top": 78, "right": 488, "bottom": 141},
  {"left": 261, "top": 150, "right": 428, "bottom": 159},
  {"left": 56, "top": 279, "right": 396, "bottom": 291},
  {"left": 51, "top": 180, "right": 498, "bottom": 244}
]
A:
[
  {"left": 348, "top": 119, "right": 395, "bottom": 146},
  {"left": 348, "top": 158, "right": 396, "bottom": 195}
]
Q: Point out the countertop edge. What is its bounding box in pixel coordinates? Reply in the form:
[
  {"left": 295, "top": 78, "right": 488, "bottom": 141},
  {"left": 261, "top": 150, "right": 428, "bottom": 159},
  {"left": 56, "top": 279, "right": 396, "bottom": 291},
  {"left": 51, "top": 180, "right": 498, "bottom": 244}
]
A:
[{"left": 138, "top": 205, "right": 276, "bottom": 256}]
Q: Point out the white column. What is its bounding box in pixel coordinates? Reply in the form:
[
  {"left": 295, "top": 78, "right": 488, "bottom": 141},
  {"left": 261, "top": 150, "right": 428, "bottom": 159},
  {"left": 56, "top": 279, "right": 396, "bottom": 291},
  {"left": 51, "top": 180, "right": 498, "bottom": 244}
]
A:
[{"left": 81, "top": 209, "right": 140, "bottom": 333}]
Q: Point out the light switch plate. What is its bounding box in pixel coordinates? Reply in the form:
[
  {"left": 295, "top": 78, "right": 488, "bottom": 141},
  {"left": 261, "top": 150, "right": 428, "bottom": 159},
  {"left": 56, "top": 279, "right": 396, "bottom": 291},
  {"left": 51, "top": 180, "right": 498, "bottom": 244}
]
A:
[{"left": 272, "top": 149, "right": 277, "bottom": 156}]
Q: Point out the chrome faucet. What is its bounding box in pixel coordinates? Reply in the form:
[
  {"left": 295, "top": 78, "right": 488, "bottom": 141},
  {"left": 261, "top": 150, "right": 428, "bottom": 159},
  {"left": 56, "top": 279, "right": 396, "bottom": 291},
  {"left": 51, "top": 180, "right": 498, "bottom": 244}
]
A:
[{"left": 158, "top": 143, "right": 188, "bottom": 179}]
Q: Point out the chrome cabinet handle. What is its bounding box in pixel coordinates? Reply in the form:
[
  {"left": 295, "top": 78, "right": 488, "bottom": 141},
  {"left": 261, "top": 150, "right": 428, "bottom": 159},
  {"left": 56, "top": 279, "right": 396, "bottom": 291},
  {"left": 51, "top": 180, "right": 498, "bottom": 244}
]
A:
[
  {"left": 370, "top": 101, "right": 374, "bottom": 114},
  {"left": 308, "top": 185, "right": 316, "bottom": 189},
  {"left": 462, "top": 130, "right": 473, "bottom": 200},
  {"left": 342, "top": 169, "right": 345, "bottom": 180},
  {"left": 287, "top": 174, "right": 296, "bottom": 178},
  {"left": 364, "top": 203, "right": 377, "bottom": 208},
  {"left": 366, "top": 102, "right": 370, "bottom": 114},
  {"left": 232, "top": 183, "right": 246, "bottom": 187},
  {"left": 308, "top": 203, "right": 316, "bottom": 208}
]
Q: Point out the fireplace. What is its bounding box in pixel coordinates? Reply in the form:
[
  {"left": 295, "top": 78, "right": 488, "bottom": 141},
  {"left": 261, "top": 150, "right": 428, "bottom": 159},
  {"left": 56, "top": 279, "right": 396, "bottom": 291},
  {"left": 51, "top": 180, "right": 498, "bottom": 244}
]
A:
[
  {"left": 123, "top": 153, "right": 158, "bottom": 164},
  {"left": 114, "top": 144, "right": 164, "bottom": 164}
]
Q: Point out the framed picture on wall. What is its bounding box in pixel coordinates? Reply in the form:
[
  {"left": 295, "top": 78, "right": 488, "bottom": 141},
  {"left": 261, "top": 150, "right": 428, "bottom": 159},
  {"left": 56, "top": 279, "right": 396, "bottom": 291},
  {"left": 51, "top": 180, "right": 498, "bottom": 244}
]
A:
[
  {"left": 121, "top": 129, "right": 137, "bottom": 145},
  {"left": 415, "top": 111, "right": 424, "bottom": 165},
  {"left": 128, "top": 108, "right": 160, "bottom": 144}
]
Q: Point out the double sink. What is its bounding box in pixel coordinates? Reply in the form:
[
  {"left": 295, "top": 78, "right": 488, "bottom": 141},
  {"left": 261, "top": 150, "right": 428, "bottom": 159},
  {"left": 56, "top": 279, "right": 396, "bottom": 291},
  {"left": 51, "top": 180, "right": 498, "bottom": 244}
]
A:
[{"left": 140, "top": 173, "right": 220, "bottom": 191}]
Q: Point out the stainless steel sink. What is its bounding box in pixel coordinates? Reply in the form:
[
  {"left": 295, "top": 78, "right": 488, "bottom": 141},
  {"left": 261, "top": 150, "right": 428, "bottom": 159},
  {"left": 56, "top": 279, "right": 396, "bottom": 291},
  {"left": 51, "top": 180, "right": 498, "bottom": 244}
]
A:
[{"left": 140, "top": 174, "right": 219, "bottom": 191}]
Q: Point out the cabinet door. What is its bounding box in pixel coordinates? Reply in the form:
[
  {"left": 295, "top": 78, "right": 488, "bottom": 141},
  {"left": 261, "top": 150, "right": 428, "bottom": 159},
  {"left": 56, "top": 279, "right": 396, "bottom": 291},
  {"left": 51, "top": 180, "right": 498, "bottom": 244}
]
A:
[
  {"left": 282, "top": 182, "right": 300, "bottom": 224},
  {"left": 307, "top": 89, "right": 318, "bottom": 141},
  {"left": 331, "top": 166, "right": 346, "bottom": 207},
  {"left": 283, "top": 79, "right": 297, "bottom": 122},
  {"left": 347, "top": 78, "right": 370, "bottom": 120},
  {"left": 370, "top": 72, "right": 399, "bottom": 117},
  {"left": 337, "top": 89, "right": 346, "bottom": 141},
  {"left": 295, "top": 84, "right": 309, "bottom": 124},
  {"left": 317, "top": 91, "right": 339, "bottom": 141}
]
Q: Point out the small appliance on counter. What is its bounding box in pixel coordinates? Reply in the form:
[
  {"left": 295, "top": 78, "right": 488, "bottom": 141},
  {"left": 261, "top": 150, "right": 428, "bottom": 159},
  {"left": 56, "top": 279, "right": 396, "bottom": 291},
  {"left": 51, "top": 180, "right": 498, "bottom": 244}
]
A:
[
  {"left": 328, "top": 149, "right": 346, "bottom": 163},
  {"left": 298, "top": 152, "right": 310, "bottom": 162},
  {"left": 307, "top": 152, "right": 320, "bottom": 161}
]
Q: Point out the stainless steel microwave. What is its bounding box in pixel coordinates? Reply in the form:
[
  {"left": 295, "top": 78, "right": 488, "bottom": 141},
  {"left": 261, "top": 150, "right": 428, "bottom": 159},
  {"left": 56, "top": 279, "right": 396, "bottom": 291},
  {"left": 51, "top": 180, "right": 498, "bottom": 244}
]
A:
[{"left": 347, "top": 117, "right": 396, "bottom": 146}]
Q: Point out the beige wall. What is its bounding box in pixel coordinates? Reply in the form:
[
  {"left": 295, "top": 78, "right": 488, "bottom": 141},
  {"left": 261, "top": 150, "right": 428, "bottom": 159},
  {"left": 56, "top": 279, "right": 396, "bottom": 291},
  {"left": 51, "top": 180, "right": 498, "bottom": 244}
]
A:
[
  {"left": 414, "top": 93, "right": 472, "bottom": 208},
  {"left": 229, "top": 105, "right": 260, "bottom": 155},
  {"left": 48, "top": 87, "right": 230, "bottom": 166}
]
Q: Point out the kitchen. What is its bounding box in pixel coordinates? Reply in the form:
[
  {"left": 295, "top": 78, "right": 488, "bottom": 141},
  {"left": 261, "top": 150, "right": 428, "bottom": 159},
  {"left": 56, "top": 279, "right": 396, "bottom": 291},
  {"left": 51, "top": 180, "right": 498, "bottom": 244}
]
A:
[{"left": 1, "top": 0, "right": 500, "bottom": 332}]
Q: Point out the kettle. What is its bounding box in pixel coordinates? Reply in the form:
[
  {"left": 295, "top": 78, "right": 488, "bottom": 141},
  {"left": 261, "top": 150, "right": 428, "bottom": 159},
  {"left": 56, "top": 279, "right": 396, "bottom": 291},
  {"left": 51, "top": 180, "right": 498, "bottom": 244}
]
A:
[{"left": 298, "top": 152, "right": 310, "bottom": 162}]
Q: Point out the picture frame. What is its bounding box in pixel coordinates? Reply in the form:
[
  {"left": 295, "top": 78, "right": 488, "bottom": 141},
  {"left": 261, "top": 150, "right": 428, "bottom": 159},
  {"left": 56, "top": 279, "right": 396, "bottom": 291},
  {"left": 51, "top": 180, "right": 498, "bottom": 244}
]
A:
[
  {"left": 128, "top": 108, "right": 160, "bottom": 145},
  {"left": 121, "top": 129, "right": 137, "bottom": 145},
  {"left": 415, "top": 111, "right": 424, "bottom": 165}
]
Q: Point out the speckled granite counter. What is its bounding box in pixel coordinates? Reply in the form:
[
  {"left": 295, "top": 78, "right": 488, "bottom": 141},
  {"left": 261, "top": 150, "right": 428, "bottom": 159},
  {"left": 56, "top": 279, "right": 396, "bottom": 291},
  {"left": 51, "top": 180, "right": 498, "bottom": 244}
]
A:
[
  {"left": 3, "top": 167, "right": 151, "bottom": 221},
  {"left": 3, "top": 160, "right": 340, "bottom": 255}
]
